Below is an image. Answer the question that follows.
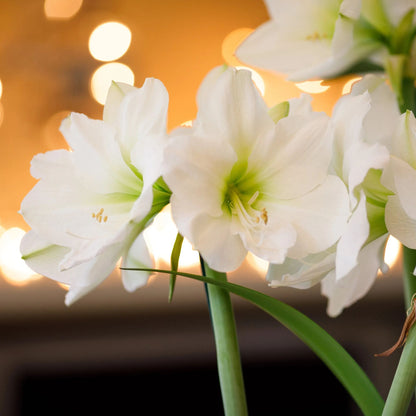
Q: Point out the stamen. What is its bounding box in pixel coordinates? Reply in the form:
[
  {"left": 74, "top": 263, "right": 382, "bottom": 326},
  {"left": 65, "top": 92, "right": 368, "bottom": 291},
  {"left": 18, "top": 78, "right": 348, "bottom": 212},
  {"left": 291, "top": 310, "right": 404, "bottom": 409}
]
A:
[
  {"left": 229, "top": 189, "right": 268, "bottom": 230},
  {"left": 306, "top": 32, "right": 327, "bottom": 41},
  {"left": 248, "top": 190, "right": 260, "bottom": 206},
  {"left": 92, "top": 208, "right": 108, "bottom": 224},
  {"left": 261, "top": 208, "right": 268, "bottom": 225}
]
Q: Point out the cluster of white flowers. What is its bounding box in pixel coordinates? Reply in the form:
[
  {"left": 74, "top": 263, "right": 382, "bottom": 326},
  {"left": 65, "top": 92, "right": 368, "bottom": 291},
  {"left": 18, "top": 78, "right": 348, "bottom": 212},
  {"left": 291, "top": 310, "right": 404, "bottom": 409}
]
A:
[{"left": 20, "top": 0, "right": 416, "bottom": 316}]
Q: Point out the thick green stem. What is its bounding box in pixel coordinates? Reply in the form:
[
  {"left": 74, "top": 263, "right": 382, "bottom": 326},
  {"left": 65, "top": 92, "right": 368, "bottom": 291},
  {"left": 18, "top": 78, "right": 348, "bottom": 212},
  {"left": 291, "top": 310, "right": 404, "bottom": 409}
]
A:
[
  {"left": 382, "top": 323, "right": 416, "bottom": 415},
  {"left": 202, "top": 260, "right": 248, "bottom": 416},
  {"left": 383, "top": 247, "right": 416, "bottom": 415},
  {"left": 402, "top": 247, "right": 416, "bottom": 309}
]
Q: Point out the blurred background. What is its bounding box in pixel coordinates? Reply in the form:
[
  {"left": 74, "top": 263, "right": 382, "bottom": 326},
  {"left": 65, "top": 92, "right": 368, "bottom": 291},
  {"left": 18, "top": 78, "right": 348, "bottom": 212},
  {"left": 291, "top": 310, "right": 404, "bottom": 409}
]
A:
[{"left": 0, "top": 0, "right": 411, "bottom": 414}]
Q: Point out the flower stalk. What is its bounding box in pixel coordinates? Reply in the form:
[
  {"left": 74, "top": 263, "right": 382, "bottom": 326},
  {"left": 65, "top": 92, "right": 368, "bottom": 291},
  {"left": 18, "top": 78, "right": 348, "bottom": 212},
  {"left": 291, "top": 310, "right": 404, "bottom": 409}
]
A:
[
  {"left": 382, "top": 303, "right": 416, "bottom": 414},
  {"left": 201, "top": 259, "right": 248, "bottom": 416}
]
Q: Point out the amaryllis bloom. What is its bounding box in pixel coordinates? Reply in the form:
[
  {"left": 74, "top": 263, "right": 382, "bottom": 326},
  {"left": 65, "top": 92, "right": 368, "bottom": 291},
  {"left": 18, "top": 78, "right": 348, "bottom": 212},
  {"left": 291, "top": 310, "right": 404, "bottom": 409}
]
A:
[
  {"left": 20, "top": 80, "right": 171, "bottom": 305},
  {"left": 235, "top": 0, "right": 381, "bottom": 81},
  {"left": 163, "top": 66, "right": 349, "bottom": 272},
  {"left": 268, "top": 75, "right": 400, "bottom": 316}
]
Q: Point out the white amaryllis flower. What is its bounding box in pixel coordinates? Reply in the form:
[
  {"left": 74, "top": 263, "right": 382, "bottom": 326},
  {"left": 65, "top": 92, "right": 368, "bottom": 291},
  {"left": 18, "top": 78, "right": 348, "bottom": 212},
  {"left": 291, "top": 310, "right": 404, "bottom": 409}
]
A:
[
  {"left": 268, "top": 75, "right": 399, "bottom": 316},
  {"left": 382, "top": 110, "right": 416, "bottom": 252},
  {"left": 235, "top": 0, "right": 381, "bottom": 81},
  {"left": 20, "top": 79, "right": 171, "bottom": 305},
  {"left": 163, "top": 66, "right": 350, "bottom": 272}
]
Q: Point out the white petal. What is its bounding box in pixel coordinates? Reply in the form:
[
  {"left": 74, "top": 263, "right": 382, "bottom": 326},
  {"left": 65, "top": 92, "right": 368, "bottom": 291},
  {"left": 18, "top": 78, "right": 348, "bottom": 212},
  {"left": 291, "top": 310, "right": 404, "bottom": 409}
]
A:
[
  {"left": 236, "top": 20, "right": 333, "bottom": 80},
  {"left": 388, "top": 156, "right": 416, "bottom": 219},
  {"left": 116, "top": 78, "right": 169, "bottom": 160},
  {"left": 288, "top": 94, "right": 314, "bottom": 116},
  {"left": 339, "top": 0, "right": 361, "bottom": 18},
  {"left": 103, "top": 81, "right": 136, "bottom": 126},
  {"left": 189, "top": 213, "right": 247, "bottom": 272},
  {"left": 330, "top": 92, "right": 371, "bottom": 182},
  {"left": 251, "top": 111, "right": 331, "bottom": 199},
  {"left": 121, "top": 233, "right": 153, "bottom": 292},
  {"left": 322, "top": 235, "right": 387, "bottom": 317},
  {"left": 392, "top": 111, "right": 416, "bottom": 167},
  {"left": 242, "top": 219, "right": 297, "bottom": 264},
  {"left": 195, "top": 66, "right": 274, "bottom": 158},
  {"left": 273, "top": 175, "right": 350, "bottom": 259},
  {"left": 238, "top": 0, "right": 368, "bottom": 81},
  {"left": 385, "top": 195, "right": 416, "bottom": 249},
  {"left": 335, "top": 190, "right": 369, "bottom": 280},
  {"left": 350, "top": 75, "right": 400, "bottom": 151},
  {"left": 60, "top": 113, "right": 140, "bottom": 195},
  {"left": 267, "top": 250, "right": 336, "bottom": 289},
  {"left": 163, "top": 131, "right": 236, "bottom": 219},
  {"left": 59, "top": 221, "right": 140, "bottom": 271},
  {"left": 130, "top": 132, "right": 168, "bottom": 205},
  {"left": 344, "top": 140, "right": 390, "bottom": 203},
  {"left": 20, "top": 151, "right": 136, "bottom": 248},
  {"left": 21, "top": 231, "right": 122, "bottom": 306}
]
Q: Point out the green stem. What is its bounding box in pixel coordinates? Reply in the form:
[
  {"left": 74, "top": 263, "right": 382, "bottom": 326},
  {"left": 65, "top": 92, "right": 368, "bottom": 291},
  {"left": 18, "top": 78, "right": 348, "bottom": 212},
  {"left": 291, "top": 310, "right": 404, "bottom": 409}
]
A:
[
  {"left": 382, "top": 325, "right": 416, "bottom": 415},
  {"left": 401, "top": 77, "right": 416, "bottom": 114},
  {"left": 402, "top": 246, "right": 416, "bottom": 309},
  {"left": 383, "top": 248, "right": 416, "bottom": 415},
  {"left": 202, "top": 260, "right": 248, "bottom": 416}
]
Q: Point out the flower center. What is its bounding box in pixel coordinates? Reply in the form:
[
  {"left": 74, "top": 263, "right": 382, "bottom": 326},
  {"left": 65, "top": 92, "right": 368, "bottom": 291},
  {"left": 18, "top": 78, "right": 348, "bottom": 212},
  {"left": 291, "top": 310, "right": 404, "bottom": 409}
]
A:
[{"left": 226, "top": 187, "right": 268, "bottom": 230}]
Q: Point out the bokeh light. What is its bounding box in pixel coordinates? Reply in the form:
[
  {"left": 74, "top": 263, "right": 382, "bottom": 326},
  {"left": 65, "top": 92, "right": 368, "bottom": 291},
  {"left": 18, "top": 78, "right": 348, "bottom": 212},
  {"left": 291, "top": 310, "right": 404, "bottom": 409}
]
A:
[
  {"left": 90, "top": 63, "right": 134, "bottom": 105},
  {"left": 89, "top": 22, "right": 132, "bottom": 62},
  {"left": 342, "top": 76, "right": 362, "bottom": 95},
  {"left": 180, "top": 120, "right": 193, "bottom": 127},
  {"left": 0, "top": 227, "right": 42, "bottom": 286},
  {"left": 44, "top": 0, "right": 83, "bottom": 20},
  {"left": 143, "top": 206, "right": 199, "bottom": 269},
  {"left": 295, "top": 80, "right": 330, "bottom": 94},
  {"left": 222, "top": 28, "right": 254, "bottom": 66},
  {"left": 246, "top": 252, "right": 268, "bottom": 275},
  {"left": 384, "top": 235, "right": 401, "bottom": 269}
]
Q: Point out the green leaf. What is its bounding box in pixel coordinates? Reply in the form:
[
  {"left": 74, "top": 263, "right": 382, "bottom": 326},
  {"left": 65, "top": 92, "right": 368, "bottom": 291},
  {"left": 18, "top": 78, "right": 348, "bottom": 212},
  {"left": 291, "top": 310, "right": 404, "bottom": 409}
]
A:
[
  {"left": 121, "top": 267, "right": 385, "bottom": 415},
  {"left": 168, "top": 233, "right": 184, "bottom": 302}
]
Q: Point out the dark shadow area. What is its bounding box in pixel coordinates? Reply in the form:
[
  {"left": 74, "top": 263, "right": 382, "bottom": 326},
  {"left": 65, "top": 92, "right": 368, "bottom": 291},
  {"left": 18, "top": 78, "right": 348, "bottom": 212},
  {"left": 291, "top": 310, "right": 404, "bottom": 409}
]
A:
[{"left": 16, "top": 357, "right": 351, "bottom": 415}]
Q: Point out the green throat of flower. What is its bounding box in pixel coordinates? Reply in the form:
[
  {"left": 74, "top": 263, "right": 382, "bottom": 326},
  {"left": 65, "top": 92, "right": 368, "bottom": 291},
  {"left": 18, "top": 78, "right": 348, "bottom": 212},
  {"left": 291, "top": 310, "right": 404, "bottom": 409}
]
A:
[
  {"left": 223, "top": 184, "right": 268, "bottom": 232},
  {"left": 362, "top": 168, "right": 392, "bottom": 243}
]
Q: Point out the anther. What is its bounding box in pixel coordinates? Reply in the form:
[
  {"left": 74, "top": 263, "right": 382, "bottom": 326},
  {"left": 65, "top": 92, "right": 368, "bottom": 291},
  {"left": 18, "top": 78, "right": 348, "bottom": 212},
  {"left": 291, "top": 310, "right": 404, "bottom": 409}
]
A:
[
  {"left": 261, "top": 208, "right": 268, "bottom": 225},
  {"left": 92, "top": 208, "right": 108, "bottom": 224}
]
